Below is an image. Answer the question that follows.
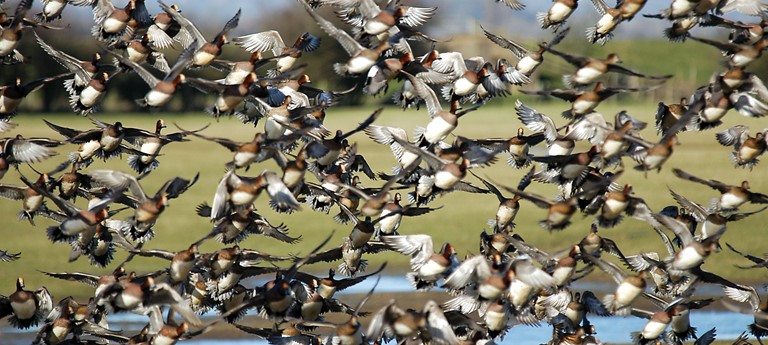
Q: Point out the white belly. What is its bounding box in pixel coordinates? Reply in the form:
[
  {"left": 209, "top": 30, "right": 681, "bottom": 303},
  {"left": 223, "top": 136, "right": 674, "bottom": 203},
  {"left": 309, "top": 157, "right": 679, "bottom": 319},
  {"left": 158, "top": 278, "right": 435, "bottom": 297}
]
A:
[
  {"left": 434, "top": 170, "right": 461, "bottom": 190},
  {"left": 516, "top": 56, "right": 539, "bottom": 75},
  {"left": 11, "top": 298, "right": 37, "bottom": 320},
  {"left": 377, "top": 210, "right": 401, "bottom": 234},
  {"left": 79, "top": 140, "right": 102, "bottom": 160},
  {"left": 484, "top": 309, "right": 508, "bottom": 331},
  {"left": 508, "top": 280, "right": 533, "bottom": 307},
  {"left": 643, "top": 154, "right": 667, "bottom": 170},
  {"left": 0, "top": 38, "right": 18, "bottom": 57},
  {"left": 127, "top": 48, "right": 148, "bottom": 63},
  {"left": 224, "top": 70, "right": 249, "bottom": 85},
  {"left": 596, "top": 14, "right": 618, "bottom": 34},
  {"left": 400, "top": 151, "right": 420, "bottom": 167},
  {"left": 496, "top": 205, "right": 517, "bottom": 227},
  {"left": 738, "top": 146, "right": 761, "bottom": 162},
  {"left": 346, "top": 56, "right": 375, "bottom": 74},
  {"left": 0, "top": 96, "right": 22, "bottom": 114},
  {"left": 575, "top": 67, "right": 603, "bottom": 85},
  {"left": 153, "top": 334, "right": 178, "bottom": 345},
  {"left": 642, "top": 319, "right": 669, "bottom": 339},
  {"left": 673, "top": 246, "right": 704, "bottom": 270},
  {"left": 671, "top": 0, "right": 695, "bottom": 17},
  {"left": 193, "top": 51, "right": 217, "bottom": 66},
  {"left": 614, "top": 282, "right": 643, "bottom": 307},
  {"left": 102, "top": 17, "right": 126, "bottom": 33},
  {"left": 115, "top": 292, "right": 142, "bottom": 309},
  {"left": 549, "top": 142, "right": 573, "bottom": 156},
  {"left": 139, "top": 142, "right": 161, "bottom": 163},
  {"left": 601, "top": 139, "right": 626, "bottom": 158},
  {"left": 276, "top": 56, "right": 298, "bottom": 73},
  {"left": 230, "top": 190, "right": 256, "bottom": 206},
  {"left": 265, "top": 116, "right": 288, "bottom": 139},
  {"left": 233, "top": 151, "right": 257, "bottom": 168},
  {"left": 424, "top": 117, "right": 456, "bottom": 144},
  {"left": 548, "top": 2, "right": 573, "bottom": 22},
  {"left": 61, "top": 218, "right": 90, "bottom": 236},
  {"left": 478, "top": 284, "right": 503, "bottom": 300},
  {"left": 364, "top": 21, "right": 390, "bottom": 35},
  {"left": 24, "top": 195, "right": 43, "bottom": 212},
  {"left": 572, "top": 99, "right": 596, "bottom": 115},
  {"left": 418, "top": 259, "right": 446, "bottom": 276},
  {"left": 720, "top": 193, "right": 747, "bottom": 209},
  {"left": 551, "top": 266, "right": 574, "bottom": 286},
  {"left": 145, "top": 90, "right": 173, "bottom": 107},
  {"left": 547, "top": 210, "right": 570, "bottom": 225},
  {"left": 453, "top": 77, "right": 478, "bottom": 96},
  {"left": 170, "top": 260, "right": 193, "bottom": 282},
  {"left": 215, "top": 95, "right": 244, "bottom": 112},
  {"left": 603, "top": 198, "right": 628, "bottom": 217},
  {"left": 44, "top": 1, "right": 67, "bottom": 18},
  {"left": 701, "top": 107, "right": 727, "bottom": 122},
  {"left": 79, "top": 86, "right": 104, "bottom": 108}
]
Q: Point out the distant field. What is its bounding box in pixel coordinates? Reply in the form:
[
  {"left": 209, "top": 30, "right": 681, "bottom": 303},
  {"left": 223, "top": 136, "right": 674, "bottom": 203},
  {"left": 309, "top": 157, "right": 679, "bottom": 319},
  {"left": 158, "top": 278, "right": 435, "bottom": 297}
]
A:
[{"left": 2, "top": 100, "right": 767, "bottom": 299}]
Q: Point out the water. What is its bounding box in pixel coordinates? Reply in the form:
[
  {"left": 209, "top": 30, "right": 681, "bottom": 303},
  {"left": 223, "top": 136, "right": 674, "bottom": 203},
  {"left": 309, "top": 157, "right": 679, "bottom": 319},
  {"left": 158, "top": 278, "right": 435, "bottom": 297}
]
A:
[{"left": 0, "top": 276, "right": 755, "bottom": 344}]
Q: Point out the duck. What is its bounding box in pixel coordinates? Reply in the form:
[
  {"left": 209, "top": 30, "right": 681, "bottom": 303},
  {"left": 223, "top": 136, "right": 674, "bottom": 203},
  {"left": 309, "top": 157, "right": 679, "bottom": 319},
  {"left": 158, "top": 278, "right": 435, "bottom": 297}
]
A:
[
  {"left": 124, "top": 119, "right": 202, "bottom": 175},
  {"left": 515, "top": 100, "right": 577, "bottom": 156},
  {"left": 233, "top": 30, "right": 321, "bottom": 77},
  {"left": 583, "top": 184, "right": 655, "bottom": 228},
  {"left": 0, "top": 0, "right": 32, "bottom": 63},
  {"left": 301, "top": 0, "right": 396, "bottom": 76},
  {"left": 498, "top": 172, "right": 617, "bottom": 231},
  {"left": 0, "top": 135, "right": 62, "bottom": 179},
  {"left": 667, "top": 188, "right": 765, "bottom": 239},
  {"left": 715, "top": 125, "right": 768, "bottom": 169},
  {"left": 89, "top": 169, "right": 198, "bottom": 241},
  {"left": 673, "top": 168, "right": 768, "bottom": 211},
  {"left": 44, "top": 118, "right": 147, "bottom": 165},
  {"left": 112, "top": 33, "right": 169, "bottom": 73},
  {"left": 35, "top": 0, "right": 72, "bottom": 23},
  {"left": 210, "top": 169, "right": 300, "bottom": 220},
  {"left": 521, "top": 81, "right": 662, "bottom": 119},
  {"left": 0, "top": 277, "right": 52, "bottom": 329},
  {"left": 292, "top": 263, "right": 386, "bottom": 300},
  {"left": 689, "top": 35, "right": 768, "bottom": 68},
  {"left": 481, "top": 26, "right": 569, "bottom": 86},
  {"left": 0, "top": 73, "right": 71, "bottom": 116},
  {"left": 383, "top": 235, "right": 457, "bottom": 290},
  {"left": 471, "top": 169, "right": 533, "bottom": 231},
  {"left": 19, "top": 173, "right": 118, "bottom": 245},
  {"left": 655, "top": 98, "right": 691, "bottom": 136},
  {"left": 87, "top": 0, "right": 151, "bottom": 42},
  {"left": 305, "top": 108, "right": 382, "bottom": 168},
  {"left": 722, "top": 285, "right": 768, "bottom": 345},
  {"left": 585, "top": 255, "right": 646, "bottom": 315},
  {"left": 399, "top": 71, "right": 484, "bottom": 147},
  {"left": 586, "top": 0, "right": 626, "bottom": 45},
  {"left": 366, "top": 300, "right": 458, "bottom": 345},
  {"left": 68, "top": 72, "right": 110, "bottom": 115},
  {"left": 538, "top": 0, "right": 579, "bottom": 31},
  {"left": 545, "top": 48, "right": 672, "bottom": 88},
  {"left": 35, "top": 33, "right": 116, "bottom": 98},
  {"left": 146, "top": 3, "right": 189, "bottom": 49},
  {"left": 185, "top": 72, "right": 261, "bottom": 118},
  {"left": 93, "top": 276, "right": 202, "bottom": 327},
  {"left": 159, "top": 1, "right": 240, "bottom": 68}
]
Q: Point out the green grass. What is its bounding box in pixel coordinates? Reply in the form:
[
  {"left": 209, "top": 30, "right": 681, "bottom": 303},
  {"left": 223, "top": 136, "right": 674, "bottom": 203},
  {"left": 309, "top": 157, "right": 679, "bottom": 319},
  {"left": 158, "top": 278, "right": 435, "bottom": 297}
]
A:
[{"left": 2, "top": 100, "right": 768, "bottom": 299}]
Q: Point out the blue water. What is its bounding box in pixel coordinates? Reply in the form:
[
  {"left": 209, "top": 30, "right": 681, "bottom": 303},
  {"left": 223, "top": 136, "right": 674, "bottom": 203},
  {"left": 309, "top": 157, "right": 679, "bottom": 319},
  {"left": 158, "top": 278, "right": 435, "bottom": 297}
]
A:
[{"left": 0, "top": 276, "right": 756, "bottom": 344}]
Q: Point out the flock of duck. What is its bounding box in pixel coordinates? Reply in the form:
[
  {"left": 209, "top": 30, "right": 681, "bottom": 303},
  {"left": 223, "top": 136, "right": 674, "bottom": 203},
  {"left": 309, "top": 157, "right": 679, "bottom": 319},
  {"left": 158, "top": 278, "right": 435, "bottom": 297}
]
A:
[{"left": 1, "top": 0, "right": 768, "bottom": 344}]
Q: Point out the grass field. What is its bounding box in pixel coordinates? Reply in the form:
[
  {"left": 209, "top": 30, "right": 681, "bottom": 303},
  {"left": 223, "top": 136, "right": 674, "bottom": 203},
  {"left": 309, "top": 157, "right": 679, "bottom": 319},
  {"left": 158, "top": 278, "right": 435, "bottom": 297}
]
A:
[{"left": 2, "top": 99, "right": 768, "bottom": 299}]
